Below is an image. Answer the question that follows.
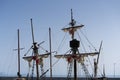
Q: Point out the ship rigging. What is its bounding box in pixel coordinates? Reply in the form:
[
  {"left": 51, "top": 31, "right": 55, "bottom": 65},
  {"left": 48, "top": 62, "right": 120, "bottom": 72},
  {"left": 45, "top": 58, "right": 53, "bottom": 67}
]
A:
[{"left": 54, "top": 9, "right": 106, "bottom": 80}]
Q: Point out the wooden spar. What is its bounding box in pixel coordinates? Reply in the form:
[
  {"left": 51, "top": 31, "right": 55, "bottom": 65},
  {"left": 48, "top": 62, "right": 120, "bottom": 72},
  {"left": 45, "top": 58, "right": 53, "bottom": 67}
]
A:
[
  {"left": 97, "top": 41, "right": 103, "bottom": 64},
  {"left": 54, "top": 52, "right": 99, "bottom": 58},
  {"left": 49, "top": 28, "right": 52, "bottom": 80}
]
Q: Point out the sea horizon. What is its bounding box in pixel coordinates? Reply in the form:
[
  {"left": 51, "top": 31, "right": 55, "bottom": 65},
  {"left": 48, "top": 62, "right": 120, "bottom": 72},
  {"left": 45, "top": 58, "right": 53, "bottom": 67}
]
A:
[{"left": 0, "top": 74, "right": 120, "bottom": 78}]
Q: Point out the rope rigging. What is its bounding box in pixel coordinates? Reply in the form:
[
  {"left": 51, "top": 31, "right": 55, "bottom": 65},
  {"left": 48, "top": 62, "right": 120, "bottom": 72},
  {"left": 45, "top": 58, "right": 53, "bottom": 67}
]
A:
[
  {"left": 79, "top": 30, "right": 97, "bottom": 52},
  {"left": 76, "top": 30, "right": 94, "bottom": 75},
  {"left": 23, "top": 45, "right": 50, "bottom": 80},
  {"left": 31, "top": 51, "right": 34, "bottom": 78},
  {"left": 67, "top": 61, "right": 73, "bottom": 80},
  {"left": 56, "top": 32, "right": 67, "bottom": 53}
]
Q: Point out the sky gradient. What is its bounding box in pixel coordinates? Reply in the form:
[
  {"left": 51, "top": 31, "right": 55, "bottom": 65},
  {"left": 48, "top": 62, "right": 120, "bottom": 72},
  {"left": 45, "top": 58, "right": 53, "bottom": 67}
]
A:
[{"left": 0, "top": 0, "right": 120, "bottom": 77}]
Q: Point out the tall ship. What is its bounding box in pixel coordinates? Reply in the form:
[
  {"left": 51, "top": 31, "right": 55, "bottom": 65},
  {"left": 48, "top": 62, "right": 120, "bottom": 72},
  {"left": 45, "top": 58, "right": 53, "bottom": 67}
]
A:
[
  {"left": 18, "top": 9, "right": 107, "bottom": 80},
  {"left": 54, "top": 9, "right": 107, "bottom": 80}
]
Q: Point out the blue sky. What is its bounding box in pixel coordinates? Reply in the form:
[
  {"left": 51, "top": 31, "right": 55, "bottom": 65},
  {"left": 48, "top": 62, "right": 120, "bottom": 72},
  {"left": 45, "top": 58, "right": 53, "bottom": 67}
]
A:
[{"left": 0, "top": 0, "right": 120, "bottom": 77}]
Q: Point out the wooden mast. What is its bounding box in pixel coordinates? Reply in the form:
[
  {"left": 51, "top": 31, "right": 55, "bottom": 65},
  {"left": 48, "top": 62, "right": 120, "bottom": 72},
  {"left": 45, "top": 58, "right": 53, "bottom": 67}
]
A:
[
  {"left": 17, "top": 29, "right": 21, "bottom": 78},
  {"left": 49, "top": 28, "right": 52, "bottom": 80},
  {"left": 70, "top": 9, "right": 77, "bottom": 80},
  {"left": 62, "top": 9, "right": 84, "bottom": 80},
  {"left": 15, "top": 29, "right": 24, "bottom": 80},
  {"left": 30, "top": 19, "right": 39, "bottom": 80}
]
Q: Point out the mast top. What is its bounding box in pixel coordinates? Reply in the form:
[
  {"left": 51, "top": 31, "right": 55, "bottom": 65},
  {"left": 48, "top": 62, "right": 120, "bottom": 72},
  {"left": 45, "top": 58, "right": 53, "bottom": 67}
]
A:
[
  {"left": 30, "top": 18, "right": 35, "bottom": 44},
  {"left": 69, "top": 9, "right": 76, "bottom": 27},
  {"left": 62, "top": 9, "right": 84, "bottom": 39}
]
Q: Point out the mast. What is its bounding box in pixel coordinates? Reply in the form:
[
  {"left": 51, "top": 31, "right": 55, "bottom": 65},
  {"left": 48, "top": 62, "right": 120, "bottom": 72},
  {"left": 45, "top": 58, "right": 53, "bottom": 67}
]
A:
[
  {"left": 49, "top": 28, "right": 52, "bottom": 80},
  {"left": 30, "top": 19, "right": 39, "bottom": 80},
  {"left": 15, "top": 29, "right": 24, "bottom": 79},
  {"left": 17, "top": 29, "right": 21, "bottom": 78},
  {"left": 62, "top": 9, "right": 84, "bottom": 80},
  {"left": 70, "top": 9, "right": 77, "bottom": 80}
]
